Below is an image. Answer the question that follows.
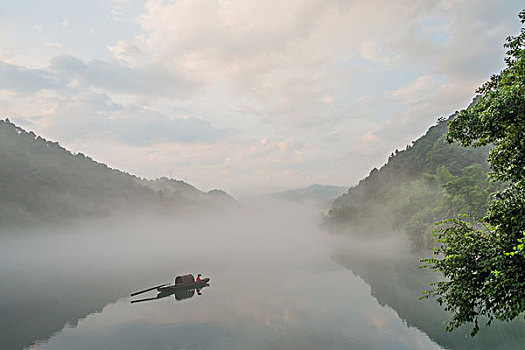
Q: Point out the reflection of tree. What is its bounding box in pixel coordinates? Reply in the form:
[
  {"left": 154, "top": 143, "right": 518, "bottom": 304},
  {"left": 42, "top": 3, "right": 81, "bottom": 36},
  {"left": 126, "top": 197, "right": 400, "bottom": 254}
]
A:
[
  {"left": 334, "top": 252, "right": 525, "bottom": 350},
  {"left": 0, "top": 270, "right": 126, "bottom": 349}
]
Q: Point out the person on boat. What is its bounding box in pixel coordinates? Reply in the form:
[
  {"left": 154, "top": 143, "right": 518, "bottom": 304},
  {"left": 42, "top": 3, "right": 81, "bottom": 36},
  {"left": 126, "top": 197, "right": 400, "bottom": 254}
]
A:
[{"left": 196, "top": 274, "right": 201, "bottom": 282}]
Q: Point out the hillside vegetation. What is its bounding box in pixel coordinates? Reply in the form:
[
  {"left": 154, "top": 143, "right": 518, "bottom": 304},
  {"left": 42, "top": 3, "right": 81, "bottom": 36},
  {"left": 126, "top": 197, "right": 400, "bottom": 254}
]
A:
[
  {"left": 326, "top": 110, "right": 504, "bottom": 250},
  {"left": 270, "top": 184, "right": 348, "bottom": 208},
  {"left": 0, "top": 119, "right": 235, "bottom": 228}
]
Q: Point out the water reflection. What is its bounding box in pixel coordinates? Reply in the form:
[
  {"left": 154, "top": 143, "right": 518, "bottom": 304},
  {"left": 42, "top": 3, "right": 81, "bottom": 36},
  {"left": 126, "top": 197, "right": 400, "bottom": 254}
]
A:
[
  {"left": 30, "top": 265, "right": 444, "bottom": 350},
  {"left": 131, "top": 274, "right": 211, "bottom": 303},
  {"left": 1, "top": 201, "right": 523, "bottom": 350},
  {"left": 332, "top": 240, "right": 525, "bottom": 350}
]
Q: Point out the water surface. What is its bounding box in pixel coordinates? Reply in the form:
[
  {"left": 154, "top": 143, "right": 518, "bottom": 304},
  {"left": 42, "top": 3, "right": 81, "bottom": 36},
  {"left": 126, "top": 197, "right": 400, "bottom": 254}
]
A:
[{"left": 1, "top": 201, "right": 523, "bottom": 349}]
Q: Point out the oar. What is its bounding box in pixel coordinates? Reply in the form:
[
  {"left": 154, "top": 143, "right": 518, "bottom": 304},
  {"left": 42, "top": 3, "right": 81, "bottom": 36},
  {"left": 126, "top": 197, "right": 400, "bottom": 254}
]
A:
[
  {"left": 131, "top": 283, "right": 169, "bottom": 297},
  {"left": 131, "top": 296, "right": 162, "bottom": 304}
]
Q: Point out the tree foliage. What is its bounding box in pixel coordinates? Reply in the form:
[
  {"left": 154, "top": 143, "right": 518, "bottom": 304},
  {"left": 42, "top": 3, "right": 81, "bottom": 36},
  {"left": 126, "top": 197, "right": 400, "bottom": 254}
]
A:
[
  {"left": 326, "top": 117, "right": 496, "bottom": 249},
  {"left": 0, "top": 119, "right": 232, "bottom": 228},
  {"left": 422, "top": 10, "right": 525, "bottom": 336}
]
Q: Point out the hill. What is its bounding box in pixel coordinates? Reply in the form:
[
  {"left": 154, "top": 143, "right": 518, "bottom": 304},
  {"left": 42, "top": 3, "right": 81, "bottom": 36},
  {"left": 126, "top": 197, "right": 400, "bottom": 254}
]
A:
[
  {"left": 325, "top": 109, "right": 503, "bottom": 250},
  {"left": 270, "top": 184, "right": 347, "bottom": 208},
  {"left": 0, "top": 118, "right": 236, "bottom": 228},
  {"left": 141, "top": 177, "right": 238, "bottom": 207}
]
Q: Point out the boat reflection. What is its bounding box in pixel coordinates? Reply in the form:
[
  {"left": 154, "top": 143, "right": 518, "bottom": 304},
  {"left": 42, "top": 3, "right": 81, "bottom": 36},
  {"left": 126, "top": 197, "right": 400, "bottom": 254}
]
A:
[{"left": 131, "top": 274, "right": 210, "bottom": 303}]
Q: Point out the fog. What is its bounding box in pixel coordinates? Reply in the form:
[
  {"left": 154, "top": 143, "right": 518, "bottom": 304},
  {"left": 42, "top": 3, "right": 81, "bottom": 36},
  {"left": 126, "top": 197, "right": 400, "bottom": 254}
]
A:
[
  {"left": 1, "top": 199, "right": 523, "bottom": 350},
  {"left": 0, "top": 199, "right": 340, "bottom": 349},
  {"left": 2, "top": 198, "right": 331, "bottom": 273}
]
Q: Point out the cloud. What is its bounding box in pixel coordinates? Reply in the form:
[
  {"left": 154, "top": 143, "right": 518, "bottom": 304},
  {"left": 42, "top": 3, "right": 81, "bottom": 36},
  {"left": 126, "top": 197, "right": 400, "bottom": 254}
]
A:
[
  {"left": 109, "top": 109, "right": 231, "bottom": 146},
  {"left": 361, "top": 132, "right": 378, "bottom": 143},
  {"left": 358, "top": 73, "right": 473, "bottom": 158},
  {"left": 2, "top": 0, "right": 523, "bottom": 195},
  {"left": 27, "top": 91, "right": 229, "bottom": 146},
  {"left": 129, "top": 0, "right": 444, "bottom": 124},
  {"left": 45, "top": 42, "right": 63, "bottom": 49},
  {"left": 0, "top": 60, "right": 57, "bottom": 94},
  {"left": 386, "top": 75, "right": 446, "bottom": 100},
  {"left": 388, "top": 2, "right": 523, "bottom": 82},
  {"left": 107, "top": 40, "right": 143, "bottom": 63},
  {"left": 120, "top": 0, "right": 522, "bottom": 130},
  {"left": 48, "top": 55, "right": 201, "bottom": 97},
  {"left": 111, "top": 0, "right": 135, "bottom": 21},
  {"left": 360, "top": 41, "right": 400, "bottom": 65},
  {"left": 0, "top": 55, "right": 200, "bottom": 99}
]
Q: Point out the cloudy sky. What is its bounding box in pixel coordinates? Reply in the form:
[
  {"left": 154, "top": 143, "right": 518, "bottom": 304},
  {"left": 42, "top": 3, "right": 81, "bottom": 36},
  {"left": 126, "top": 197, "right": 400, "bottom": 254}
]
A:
[{"left": 0, "top": 1, "right": 523, "bottom": 196}]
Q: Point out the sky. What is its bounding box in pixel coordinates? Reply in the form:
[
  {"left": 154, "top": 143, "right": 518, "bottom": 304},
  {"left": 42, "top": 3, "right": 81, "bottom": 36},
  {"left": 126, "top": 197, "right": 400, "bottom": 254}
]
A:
[{"left": 0, "top": 1, "right": 523, "bottom": 197}]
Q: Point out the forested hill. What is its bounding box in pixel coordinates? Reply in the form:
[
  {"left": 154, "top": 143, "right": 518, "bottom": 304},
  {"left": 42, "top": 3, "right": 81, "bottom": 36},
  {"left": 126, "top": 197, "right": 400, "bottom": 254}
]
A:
[
  {"left": 326, "top": 109, "right": 503, "bottom": 250},
  {"left": 270, "top": 184, "right": 348, "bottom": 208},
  {"left": 0, "top": 119, "right": 236, "bottom": 228}
]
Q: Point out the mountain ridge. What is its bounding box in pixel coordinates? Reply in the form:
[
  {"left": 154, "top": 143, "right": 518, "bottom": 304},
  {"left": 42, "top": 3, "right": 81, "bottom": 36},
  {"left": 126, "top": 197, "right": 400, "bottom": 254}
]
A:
[
  {"left": 270, "top": 184, "right": 348, "bottom": 208},
  {"left": 326, "top": 107, "right": 501, "bottom": 249},
  {"left": 0, "top": 118, "right": 236, "bottom": 228}
]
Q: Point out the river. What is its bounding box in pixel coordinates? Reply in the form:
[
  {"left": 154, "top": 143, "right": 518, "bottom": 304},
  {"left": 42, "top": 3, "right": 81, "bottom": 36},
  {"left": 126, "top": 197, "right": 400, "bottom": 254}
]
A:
[{"left": 0, "top": 200, "right": 523, "bottom": 349}]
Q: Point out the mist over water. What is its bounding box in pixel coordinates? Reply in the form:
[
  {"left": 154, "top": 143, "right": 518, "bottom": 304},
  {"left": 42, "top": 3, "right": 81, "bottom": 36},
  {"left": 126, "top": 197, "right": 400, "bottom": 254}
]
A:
[{"left": 1, "top": 199, "right": 523, "bottom": 350}]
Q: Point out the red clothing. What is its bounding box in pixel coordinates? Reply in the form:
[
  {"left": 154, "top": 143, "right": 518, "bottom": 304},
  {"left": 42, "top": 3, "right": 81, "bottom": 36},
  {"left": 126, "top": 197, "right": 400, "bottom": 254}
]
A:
[{"left": 196, "top": 275, "right": 201, "bottom": 282}]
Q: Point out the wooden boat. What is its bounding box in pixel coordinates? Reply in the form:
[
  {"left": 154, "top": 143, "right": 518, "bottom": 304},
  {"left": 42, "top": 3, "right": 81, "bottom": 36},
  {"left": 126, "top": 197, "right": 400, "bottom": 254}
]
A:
[{"left": 131, "top": 274, "right": 210, "bottom": 303}]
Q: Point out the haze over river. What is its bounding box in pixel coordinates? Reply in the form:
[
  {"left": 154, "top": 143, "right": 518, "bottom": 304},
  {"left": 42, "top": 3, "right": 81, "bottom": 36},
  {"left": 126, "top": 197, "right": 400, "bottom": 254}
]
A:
[{"left": 1, "top": 200, "right": 523, "bottom": 350}]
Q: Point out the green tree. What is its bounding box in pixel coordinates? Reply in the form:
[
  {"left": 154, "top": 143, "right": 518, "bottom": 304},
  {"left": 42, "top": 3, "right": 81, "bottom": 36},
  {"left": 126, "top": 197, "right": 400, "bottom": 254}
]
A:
[
  {"left": 443, "top": 163, "right": 492, "bottom": 218},
  {"left": 422, "top": 10, "right": 525, "bottom": 336}
]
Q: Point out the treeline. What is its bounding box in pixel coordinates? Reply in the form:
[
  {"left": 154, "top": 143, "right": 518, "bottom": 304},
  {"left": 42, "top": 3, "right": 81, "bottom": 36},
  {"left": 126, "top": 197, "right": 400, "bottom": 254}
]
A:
[
  {"left": 0, "top": 119, "right": 235, "bottom": 228},
  {"left": 326, "top": 110, "right": 504, "bottom": 250}
]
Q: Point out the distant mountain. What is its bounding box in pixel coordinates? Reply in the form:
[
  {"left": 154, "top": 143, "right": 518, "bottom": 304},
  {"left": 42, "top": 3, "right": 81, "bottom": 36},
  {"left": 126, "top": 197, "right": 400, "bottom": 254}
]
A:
[
  {"left": 0, "top": 118, "right": 236, "bottom": 228},
  {"left": 325, "top": 107, "right": 502, "bottom": 250},
  {"left": 271, "top": 184, "right": 348, "bottom": 207},
  {"left": 141, "top": 177, "right": 238, "bottom": 207}
]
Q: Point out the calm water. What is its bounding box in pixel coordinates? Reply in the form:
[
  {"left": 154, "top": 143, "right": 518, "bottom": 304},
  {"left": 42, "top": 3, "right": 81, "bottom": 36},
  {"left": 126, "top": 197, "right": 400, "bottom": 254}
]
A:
[{"left": 1, "top": 201, "right": 523, "bottom": 350}]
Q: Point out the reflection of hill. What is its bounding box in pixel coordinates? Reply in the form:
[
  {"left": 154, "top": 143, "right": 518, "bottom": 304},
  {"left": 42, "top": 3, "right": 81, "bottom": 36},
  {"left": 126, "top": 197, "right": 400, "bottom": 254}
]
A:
[
  {"left": 1, "top": 269, "right": 125, "bottom": 349},
  {"left": 334, "top": 252, "right": 525, "bottom": 350},
  {"left": 0, "top": 253, "right": 182, "bottom": 350},
  {"left": 0, "top": 119, "right": 236, "bottom": 228}
]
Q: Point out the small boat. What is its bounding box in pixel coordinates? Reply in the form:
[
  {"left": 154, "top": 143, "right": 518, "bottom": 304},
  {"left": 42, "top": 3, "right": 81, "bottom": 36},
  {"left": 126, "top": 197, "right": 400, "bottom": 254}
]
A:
[{"left": 131, "top": 274, "right": 210, "bottom": 303}]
